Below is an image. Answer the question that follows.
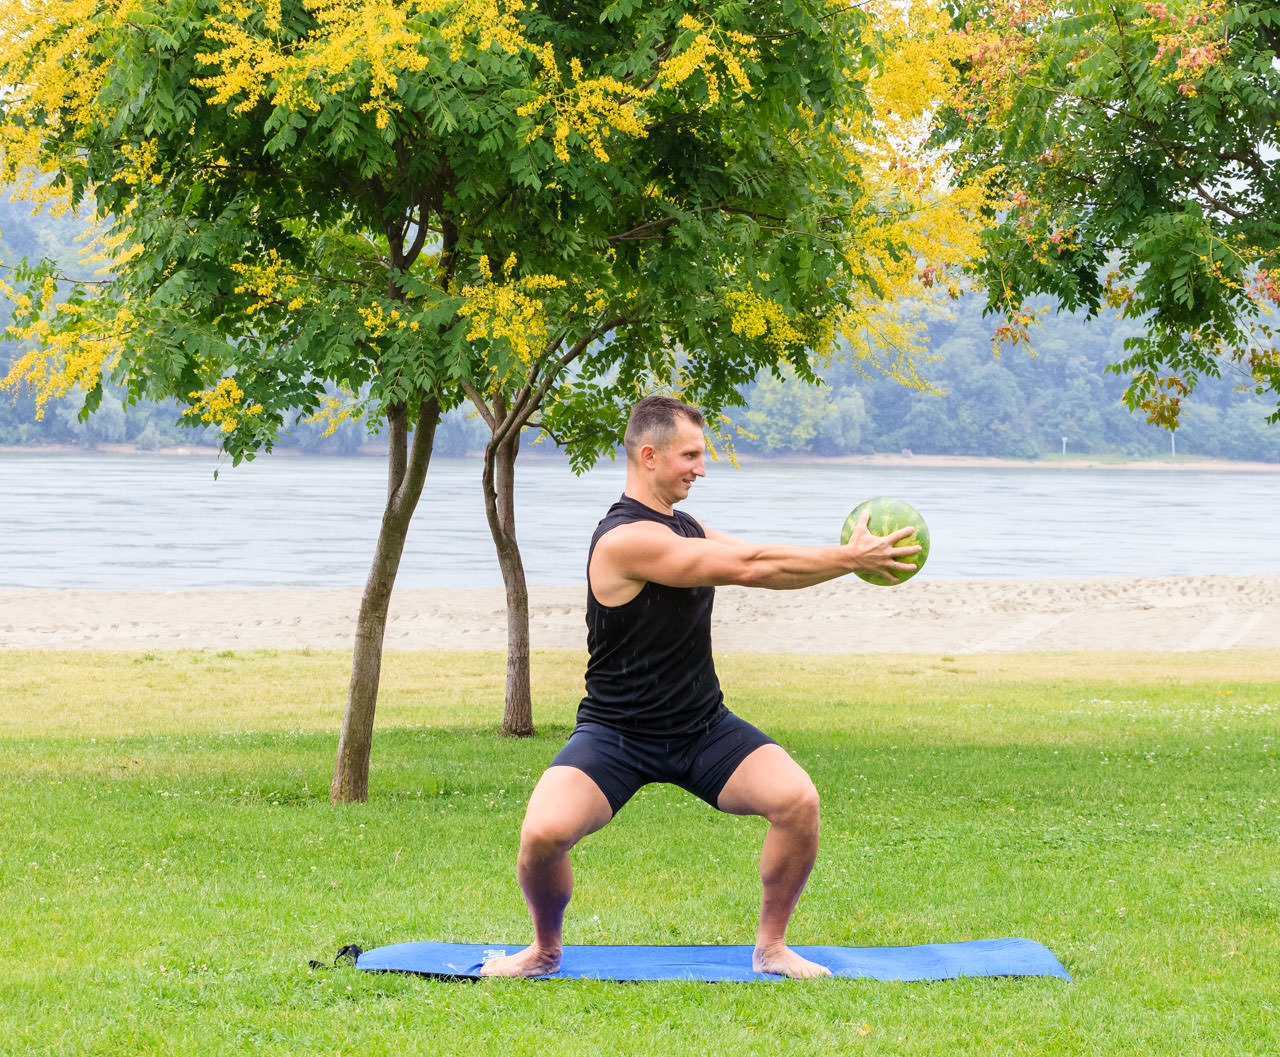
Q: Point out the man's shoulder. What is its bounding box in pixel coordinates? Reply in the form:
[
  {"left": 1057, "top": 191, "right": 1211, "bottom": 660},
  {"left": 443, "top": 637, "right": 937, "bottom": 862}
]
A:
[
  {"left": 595, "top": 517, "right": 675, "bottom": 551},
  {"left": 593, "top": 517, "right": 708, "bottom": 577}
]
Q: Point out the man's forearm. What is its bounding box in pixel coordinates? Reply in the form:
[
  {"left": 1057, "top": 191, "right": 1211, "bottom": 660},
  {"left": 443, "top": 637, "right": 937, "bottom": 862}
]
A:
[{"left": 732, "top": 544, "right": 862, "bottom": 590}]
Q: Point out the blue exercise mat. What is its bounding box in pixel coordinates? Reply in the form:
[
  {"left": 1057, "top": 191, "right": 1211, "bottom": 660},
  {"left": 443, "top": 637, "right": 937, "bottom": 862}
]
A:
[{"left": 354, "top": 937, "right": 1070, "bottom": 982}]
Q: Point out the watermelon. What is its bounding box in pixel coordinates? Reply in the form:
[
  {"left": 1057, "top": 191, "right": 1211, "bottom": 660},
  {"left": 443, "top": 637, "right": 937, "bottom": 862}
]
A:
[{"left": 840, "top": 496, "right": 930, "bottom": 586}]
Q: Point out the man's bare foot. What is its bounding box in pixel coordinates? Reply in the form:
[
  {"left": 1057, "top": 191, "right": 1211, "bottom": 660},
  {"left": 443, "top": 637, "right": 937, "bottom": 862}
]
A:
[
  {"left": 753, "top": 943, "right": 832, "bottom": 980},
  {"left": 478, "top": 944, "right": 562, "bottom": 978}
]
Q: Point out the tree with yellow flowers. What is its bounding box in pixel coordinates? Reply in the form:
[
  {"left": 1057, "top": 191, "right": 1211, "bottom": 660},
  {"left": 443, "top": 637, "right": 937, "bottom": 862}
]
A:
[
  {"left": 1, "top": 0, "right": 985, "bottom": 801},
  {"left": 453, "top": 0, "right": 987, "bottom": 742}
]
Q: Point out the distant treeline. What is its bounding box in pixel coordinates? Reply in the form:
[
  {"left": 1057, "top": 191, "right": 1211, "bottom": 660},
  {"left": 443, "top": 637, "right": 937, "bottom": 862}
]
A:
[
  {"left": 3, "top": 195, "right": 1278, "bottom": 462},
  {"left": 732, "top": 297, "right": 1280, "bottom": 463}
]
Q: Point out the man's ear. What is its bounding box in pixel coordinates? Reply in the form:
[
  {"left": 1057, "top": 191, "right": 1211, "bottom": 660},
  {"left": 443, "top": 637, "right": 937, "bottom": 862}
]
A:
[{"left": 638, "top": 442, "right": 659, "bottom": 469}]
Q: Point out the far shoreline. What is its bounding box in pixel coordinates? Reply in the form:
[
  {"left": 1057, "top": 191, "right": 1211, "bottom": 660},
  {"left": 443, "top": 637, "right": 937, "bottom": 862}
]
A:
[
  {"left": 736, "top": 452, "right": 1280, "bottom": 472},
  {"left": 2, "top": 442, "right": 1277, "bottom": 472}
]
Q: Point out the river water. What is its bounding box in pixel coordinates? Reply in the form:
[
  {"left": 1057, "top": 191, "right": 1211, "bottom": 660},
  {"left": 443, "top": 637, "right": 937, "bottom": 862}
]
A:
[{"left": 2, "top": 452, "right": 1277, "bottom": 589}]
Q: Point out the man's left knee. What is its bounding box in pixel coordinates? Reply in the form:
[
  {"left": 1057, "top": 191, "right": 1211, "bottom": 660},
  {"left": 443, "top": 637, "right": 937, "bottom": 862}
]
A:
[
  {"left": 771, "top": 773, "right": 820, "bottom": 827},
  {"left": 792, "top": 776, "right": 821, "bottom": 817}
]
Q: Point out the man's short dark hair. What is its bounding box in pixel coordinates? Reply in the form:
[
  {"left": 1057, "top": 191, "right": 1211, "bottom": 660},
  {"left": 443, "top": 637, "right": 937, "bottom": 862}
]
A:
[{"left": 624, "top": 395, "right": 704, "bottom": 461}]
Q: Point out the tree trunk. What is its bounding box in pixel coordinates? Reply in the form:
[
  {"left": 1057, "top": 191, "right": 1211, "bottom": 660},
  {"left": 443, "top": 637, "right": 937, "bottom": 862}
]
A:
[
  {"left": 330, "top": 397, "right": 441, "bottom": 803},
  {"left": 482, "top": 426, "right": 534, "bottom": 737}
]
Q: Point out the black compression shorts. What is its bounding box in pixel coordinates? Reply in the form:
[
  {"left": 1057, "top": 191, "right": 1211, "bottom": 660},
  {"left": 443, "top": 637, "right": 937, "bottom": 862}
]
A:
[{"left": 550, "top": 709, "right": 777, "bottom": 815}]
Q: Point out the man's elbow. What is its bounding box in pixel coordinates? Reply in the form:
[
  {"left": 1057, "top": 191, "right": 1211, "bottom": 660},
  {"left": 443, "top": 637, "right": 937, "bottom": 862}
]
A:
[{"left": 726, "top": 556, "right": 784, "bottom": 589}]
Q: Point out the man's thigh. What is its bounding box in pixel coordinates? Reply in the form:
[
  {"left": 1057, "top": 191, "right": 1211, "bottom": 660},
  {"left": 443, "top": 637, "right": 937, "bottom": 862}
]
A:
[
  {"left": 680, "top": 711, "right": 778, "bottom": 809},
  {"left": 714, "top": 743, "right": 819, "bottom": 819},
  {"left": 547, "top": 722, "right": 655, "bottom": 815},
  {"left": 521, "top": 765, "right": 614, "bottom": 847}
]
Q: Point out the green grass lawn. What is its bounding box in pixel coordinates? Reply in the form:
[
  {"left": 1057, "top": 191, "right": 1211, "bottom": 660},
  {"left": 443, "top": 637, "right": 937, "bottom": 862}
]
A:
[{"left": 2, "top": 649, "right": 1277, "bottom": 1056}]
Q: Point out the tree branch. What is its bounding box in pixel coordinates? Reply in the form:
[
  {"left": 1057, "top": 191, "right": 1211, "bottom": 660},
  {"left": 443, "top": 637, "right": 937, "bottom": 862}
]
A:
[
  {"left": 461, "top": 378, "right": 496, "bottom": 430},
  {"left": 497, "top": 315, "right": 631, "bottom": 449},
  {"left": 622, "top": 41, "right": 675, "bottom": 100},
  {"left": 1217, "top": 149, "right": 1267, "bottom": 178},
  {"left": 401, "top": 199, "right": 430, "bottom": 269},
  {"left": 606, "top": 215, "right": 679, "bottom": 242},
  {"left": 1191, "top": 183, "right": 1252, "bottom": 221},
  {"left": 0, "top": 261, "right": 112, "bottom": 286},
  {"left": 438, "top": 215, "right": 460, "bottom": 292}
]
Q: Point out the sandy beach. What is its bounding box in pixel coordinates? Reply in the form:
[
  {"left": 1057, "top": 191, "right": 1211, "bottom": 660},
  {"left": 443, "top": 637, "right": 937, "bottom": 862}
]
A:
[{"left": 2, "top": 574, "right": 1278, "bottom": 654}]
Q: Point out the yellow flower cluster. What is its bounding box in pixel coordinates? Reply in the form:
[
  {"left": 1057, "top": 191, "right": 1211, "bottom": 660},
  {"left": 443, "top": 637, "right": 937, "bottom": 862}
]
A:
[
  {"left": 358, "top": 301, "right": 418, "bottom": 338},
  {"left": 522, "top": 60, "right": 646, "bottom": 163},
  {"left": 119, "top": 139, "right": 165, "bottom": 189},
  {"left": 0, "top": 0, "right": 119, "bottom": 171},
  {"left": 302, "top": 390, "right": 361, "bottom": 437},
  {"left": 358, "top": 304, "right": 389, "bottom": 337},
  {"left": 230, "top": 249, "right": 310, "bottom": 313},
  {"left": 572, "top": 286, "right": 609, "bottom": 318},
  {"left": 459, "top": 255, "right": 566, "bottom": 371},
  {"left": 658, "top": 14, "right": 755, "bottom": 106},
  {"left": 725, "top": 290, "right": 808, "bottom": 353},
  {"left": 832, "top": 183, "right": 982, "bottom": 383},
  {"left": 1, "top": 290, "right": 133, "bottom": 420},
  {"left": 0, "top": 0, "right": 133, "bottom": 190},
  {"left": 184, "top": 377, "right": 264, "bottom": 433},
  {"left": 195, "top": 0, "right": 561, "bottom": 132},
  {"left": 799, "top": 2, "right": 994, "bottom": 384},
  {"left": 307, "top": 0, "right": 433, "bottom": 127},
  {"left": 836, "top": 297, "right": 938, "bottom": 392},
  {"left": 519, "top": 11, "right": 758, "bottom": 164},
  {"left": 442, "top": 0, "right": 554, "bottom": 72},
  {"left": 197, "top": 0, "right": 442, "bottom": 128},
  {"left": 194, "top": 1, "right": 290, "bottom": 113}
]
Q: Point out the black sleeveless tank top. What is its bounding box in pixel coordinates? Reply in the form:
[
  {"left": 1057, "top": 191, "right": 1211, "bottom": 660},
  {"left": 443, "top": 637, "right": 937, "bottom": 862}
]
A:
[{"left": 578, "top": 495, "right": 725, "bottom": 735}]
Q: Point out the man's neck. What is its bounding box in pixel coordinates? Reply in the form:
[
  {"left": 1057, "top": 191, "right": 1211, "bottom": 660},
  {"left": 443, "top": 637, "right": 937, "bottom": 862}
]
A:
[{"left": 623, "top": 480, "right": 676, "bottom": 517}]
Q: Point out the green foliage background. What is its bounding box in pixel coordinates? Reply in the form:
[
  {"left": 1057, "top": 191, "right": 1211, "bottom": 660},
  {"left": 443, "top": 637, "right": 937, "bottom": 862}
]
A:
[
  {"left": 4, "top": 196, "right": 1277, "bottom": 462},
  {"left": 935, "top": 0, "right": 1280, "bottom": 426}
]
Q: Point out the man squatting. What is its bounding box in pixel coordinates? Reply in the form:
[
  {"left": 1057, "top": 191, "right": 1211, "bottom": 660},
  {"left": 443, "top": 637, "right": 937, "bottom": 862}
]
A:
[{"left": 482, "top": 395, "right": 920, "bottom": 979}]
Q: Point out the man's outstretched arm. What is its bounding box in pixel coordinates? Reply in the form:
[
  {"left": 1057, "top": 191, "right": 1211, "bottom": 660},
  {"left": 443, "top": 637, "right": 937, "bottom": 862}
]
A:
[{"left": 593, "top": 512, "right": 922, "bottom": 595}]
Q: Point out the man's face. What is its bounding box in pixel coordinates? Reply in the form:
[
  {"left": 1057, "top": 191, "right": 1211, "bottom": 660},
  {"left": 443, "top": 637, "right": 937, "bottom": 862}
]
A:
[{"left": 650, "top": 416, "right": 706, "bottom": 504}]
